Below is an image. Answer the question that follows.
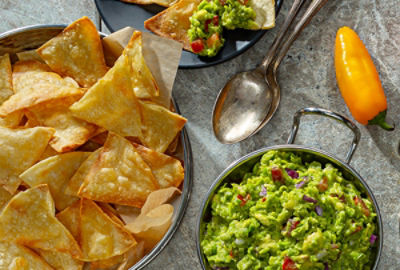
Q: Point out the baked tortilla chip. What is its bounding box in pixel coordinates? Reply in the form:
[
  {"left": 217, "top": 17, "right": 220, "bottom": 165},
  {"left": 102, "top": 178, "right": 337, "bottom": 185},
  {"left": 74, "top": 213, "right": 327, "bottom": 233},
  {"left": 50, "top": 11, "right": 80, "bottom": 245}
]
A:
[
  {"left": 125, "top": 204, "right": 173, "bottom": 252},
  {"left": 79, "top": 199, "right": 136, "bottom": 261},
  {"left": 122, "top": 0, "right": 177, "bottom": 7},
  {"left": 139, "top": 101, "right": 186, "bottom": 153},
  {"left": 70, "top": 48, "right": 142, "bottom": 138},
  {"left": 0, "top": 126, "right": 54, "bottom": 194},
  {"left": 0, "top": 74, "right": 84, "bottom": 117},
  {"left": 37, "top": 249, "right": 84, "bottom": 270},
  {"left": 16, "top": 49, "right": 45, "bottom": 62},
  {"left": 125, "top": 31, "right": 159, "bottom": 99},
  {"left": 56, "top": 200, "right": 81, "bottom": 239},
  {"left": 20, "top": 152, "right": 90, "bottom": 210},
  {"left": 12, "top": 60, "right": 52, "bottom": 92},
  {"left": 98, "top": 202, "right": 125, "bottom": 226},
  {"left": 65, "top": 148, "right": 102, "bottom": 196},
  {"left": 37, "top": 16, "right": 108, "bottom": 88},
  {"left": 250, "top": 0, "right": 275, "bottom": 29},
  {"left": 90, "top": 254, "right": 125, "bottom": 270},
  {"left": 0, "top": 185, "right": 82, "bottom": 258},
  {"left": 78, "top": 133, "right": 158, "bottom": 208},
  {"left": 0, "top": 242, "right": 53, "bottom": 270},
  {"left": 0, "top": 186, "right": 13, "bottom": 211},
  {"left": 144, "top": 0, "right": 202, "bottom": 50},
  {"left": 0, "top": 111, "right": 24, "bottom": 128},
  {"left": 134, "top": 143, "right": 184, "bottom": 188},
  {"left": 141, "top": 187, "right": 181, "bottom": 215},
  {"left": 26, "top": 96, "right": 97, "bottom": 152},
  {"left": 0, "top": 53, "right": 13, "bottom": 104},
  {"left": 117, "top": 241, "right": 145, "bottom": 270}
]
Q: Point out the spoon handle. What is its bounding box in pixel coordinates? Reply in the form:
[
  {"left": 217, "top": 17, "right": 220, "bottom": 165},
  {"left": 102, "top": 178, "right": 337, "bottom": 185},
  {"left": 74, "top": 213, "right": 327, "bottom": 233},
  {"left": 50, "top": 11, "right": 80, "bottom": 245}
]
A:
[
  {"left": 261, "top": 0, "right": 307, "bottom": 71},
  {"left": 271, "top": 0, "right": 330, "bottom": 71}
]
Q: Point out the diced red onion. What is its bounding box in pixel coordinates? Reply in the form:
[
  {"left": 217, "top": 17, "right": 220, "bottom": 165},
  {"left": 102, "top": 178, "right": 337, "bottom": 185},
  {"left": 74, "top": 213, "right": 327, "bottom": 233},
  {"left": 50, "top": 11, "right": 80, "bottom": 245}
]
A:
[
  {"left": 324, "top": 263, "right": 329, "bottom": 270},
  {"left": 285, "top": 168, "right": 299, "bottom": 179},
  {"left": 303, "top": 195, "right": 317, "bottom": 203},
  {"left": 295, "top": 181, "right": 306, "bottom": 189},
  {"left": 315, "top": 205, "right": 323, "bottom": 216},
  {"left": 259, "top": 185, "right": 267, "bottom": 197},
  {"left": 370, "top": 234, "right": 377, "bottom": 245}
]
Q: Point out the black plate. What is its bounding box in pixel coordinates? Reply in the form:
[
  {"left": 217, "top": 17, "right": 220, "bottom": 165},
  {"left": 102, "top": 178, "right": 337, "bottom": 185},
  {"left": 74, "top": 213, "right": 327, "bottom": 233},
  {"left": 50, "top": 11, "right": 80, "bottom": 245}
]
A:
[{"left": 95, "top": 0, "right": 283, "bottom": 68}]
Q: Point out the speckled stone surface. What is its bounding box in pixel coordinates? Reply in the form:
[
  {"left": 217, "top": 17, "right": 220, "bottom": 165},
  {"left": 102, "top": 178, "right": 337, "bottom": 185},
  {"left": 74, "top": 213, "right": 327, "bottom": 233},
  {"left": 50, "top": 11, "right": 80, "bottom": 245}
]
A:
[{"left": 2, "top": 0, "right": 400, "bottom": 269}]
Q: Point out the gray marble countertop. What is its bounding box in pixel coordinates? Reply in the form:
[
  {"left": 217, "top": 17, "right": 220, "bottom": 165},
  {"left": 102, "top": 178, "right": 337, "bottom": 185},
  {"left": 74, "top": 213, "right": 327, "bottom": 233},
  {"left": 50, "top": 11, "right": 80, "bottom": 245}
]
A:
[{"left": 1, "top": 0, "right": 399, "bottom": 269}]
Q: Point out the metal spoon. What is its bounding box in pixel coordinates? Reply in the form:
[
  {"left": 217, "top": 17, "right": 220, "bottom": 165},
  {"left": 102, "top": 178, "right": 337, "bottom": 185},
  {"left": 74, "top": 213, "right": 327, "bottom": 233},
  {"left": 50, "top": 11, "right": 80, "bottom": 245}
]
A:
[{"left": 212, "top": 0, "right": 329, "bottom": 144}]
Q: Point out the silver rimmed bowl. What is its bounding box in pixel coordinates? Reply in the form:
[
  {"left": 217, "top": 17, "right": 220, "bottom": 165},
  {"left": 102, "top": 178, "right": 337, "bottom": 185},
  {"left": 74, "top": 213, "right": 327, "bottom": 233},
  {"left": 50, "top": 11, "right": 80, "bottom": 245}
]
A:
[
  {"left": 197, "top": 107, "right": 382, "bottom": 270},
  {"left": 0, "top": 24, "right": 193, "bottom": 270}
]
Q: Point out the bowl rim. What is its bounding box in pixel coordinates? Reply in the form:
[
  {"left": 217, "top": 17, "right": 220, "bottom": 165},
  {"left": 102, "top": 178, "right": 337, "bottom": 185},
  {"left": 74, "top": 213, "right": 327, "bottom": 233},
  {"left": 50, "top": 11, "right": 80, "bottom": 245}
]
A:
[
  {"left": 0, "top": 24, "right": 194, "bottom": 270},
  {"left": 196, "top": 144, "right": 383, "bottom": 270}
]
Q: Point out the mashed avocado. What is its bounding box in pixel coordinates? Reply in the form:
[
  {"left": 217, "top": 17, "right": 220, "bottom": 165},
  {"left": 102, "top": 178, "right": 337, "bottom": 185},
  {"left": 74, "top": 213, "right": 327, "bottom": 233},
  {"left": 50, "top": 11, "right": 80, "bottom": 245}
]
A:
[
  {"left": 201, "top": 151, "right": 377, "bottom": 270},
  {"left": 188, "top": 0, "right": 258, "bottom": 56}
]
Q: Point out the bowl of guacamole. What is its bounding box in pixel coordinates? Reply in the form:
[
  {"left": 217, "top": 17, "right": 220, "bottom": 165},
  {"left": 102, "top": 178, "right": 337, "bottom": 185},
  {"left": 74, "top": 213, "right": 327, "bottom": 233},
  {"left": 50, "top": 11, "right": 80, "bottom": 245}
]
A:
[{"left": 197, "top": 109, "right": 382, "bottom": 270}]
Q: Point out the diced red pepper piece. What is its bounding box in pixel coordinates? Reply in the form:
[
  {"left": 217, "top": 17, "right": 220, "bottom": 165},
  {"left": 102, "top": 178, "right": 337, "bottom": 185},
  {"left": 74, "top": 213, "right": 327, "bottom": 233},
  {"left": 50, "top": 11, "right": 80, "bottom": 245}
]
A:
[
  {"left": 318, "top": 177, "right": 329, "bottom": 192},
  {"left": 205, "top": 19, "right": 211, "bottom": 32},
  {"left": 352, "top": 226, "right": 362, "bottom": 234},
  {"left": 229, "top": 250, "right": 234, "bottom": 257},
  {"left": 191, "top": 39, "right": 204, "bottom": 53},
  {"left": 262, "top": 197, "right": 266, "bottom": 202},
  {"left": 282, "top": 256, "right": 298, "bottom": 270},
  {"left": 354, "top": 196, "right": 370, "bottom": 216},
  {"left": 237, "top": 194, "right": 248, "bottom": 206},
  {"left": 271, "top": 167, "right": 283, "bottom": 183},
  {"left": 238, "top": 0, "right": 249, "bottom": 5},
  {"left": 219, "top": 0, "right": 226, "bottom": 5},
  {"left": 212, "top": 15, "right": 219, "bottom": 26},
  {"left": 289, "top": 220, "right": 300, "bottom": 233}
]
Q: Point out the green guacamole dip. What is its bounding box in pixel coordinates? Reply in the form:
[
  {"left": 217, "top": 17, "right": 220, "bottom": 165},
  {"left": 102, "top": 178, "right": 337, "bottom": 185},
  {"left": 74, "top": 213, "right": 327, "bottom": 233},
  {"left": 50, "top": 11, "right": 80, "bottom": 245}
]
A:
[
  {"left": 188, "top": 0, "right": 258, "bottom": 57},
  {"left": 201, "top": 151, "right": 378, "bottom": 270}
]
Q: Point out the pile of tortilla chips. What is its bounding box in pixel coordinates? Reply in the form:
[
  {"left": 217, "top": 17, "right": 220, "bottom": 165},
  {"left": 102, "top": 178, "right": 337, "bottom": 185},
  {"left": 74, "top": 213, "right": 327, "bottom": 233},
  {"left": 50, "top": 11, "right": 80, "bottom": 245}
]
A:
[{"left": 0, "top": 16, "right": 186, "bottom": 270}]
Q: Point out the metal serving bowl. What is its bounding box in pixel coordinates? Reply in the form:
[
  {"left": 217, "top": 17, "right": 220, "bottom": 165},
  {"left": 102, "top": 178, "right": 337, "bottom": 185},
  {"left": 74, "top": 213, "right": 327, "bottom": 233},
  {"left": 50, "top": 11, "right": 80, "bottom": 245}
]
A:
[
  {"left": 0, "top": 24, "right": 193, "bottom": 270},
  {"left": 197, "top": 107, "right": 382, "bottom": 270}
]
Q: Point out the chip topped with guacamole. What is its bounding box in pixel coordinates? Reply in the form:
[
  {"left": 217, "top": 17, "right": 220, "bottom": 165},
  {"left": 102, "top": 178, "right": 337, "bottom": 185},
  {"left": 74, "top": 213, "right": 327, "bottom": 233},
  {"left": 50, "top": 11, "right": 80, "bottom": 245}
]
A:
[{"left": 201, "top": 151, "right": 378, "bottom": 269}]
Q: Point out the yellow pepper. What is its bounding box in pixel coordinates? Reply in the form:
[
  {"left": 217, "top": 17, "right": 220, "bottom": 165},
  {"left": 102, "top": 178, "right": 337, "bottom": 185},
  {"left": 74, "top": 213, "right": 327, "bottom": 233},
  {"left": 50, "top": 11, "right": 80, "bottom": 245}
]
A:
[{"left": 334, "top": 26, "right": 393, "bottom": 130}]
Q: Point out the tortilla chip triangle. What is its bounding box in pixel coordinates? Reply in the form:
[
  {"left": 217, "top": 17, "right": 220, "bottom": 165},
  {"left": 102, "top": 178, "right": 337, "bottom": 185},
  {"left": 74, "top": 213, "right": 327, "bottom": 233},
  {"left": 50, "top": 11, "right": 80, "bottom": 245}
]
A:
[
  {"left": 65, "top": 148, "right": 102, "bottom": 196},
  {"left": 56, "top": 200, "right": 81, "bottom": 240},
  {"left": 37, "top": 249, "right": 84, "bottom": 270},
  {"left": 37, "top": 16, "right": 108, "bottom": 88},
  {"left": 26, "top": 96, "right": 98, "bottom": 152},
  {"left": 20, "top": 151, "right": 90, "bottom": 211},
  {"left": 144, "top": 0, "right": 202, "bottom": 51},
  {"left": 70, "top": 45, "right": 142, "bottom": 138},
  {"left": 79, "top": 199, "right": 136, "bottom": 261},
  {"left": 139, "top": 100, "right": 186, "bottom": 153},
  {"left": 0, "top": 184, "right": 82, "bottom": 258},
  {"left": 0, "top": 126, "right": 55, "bottom": 194},
  {"left": 78, "top": 133, "right": 159, "bottom": 208},
  {"left": 134, "top": 143, "right": 184, "bottom": 188},
  {"left": 0, "top": 53, "right": 13, "bottom": 104},
  {"left": 125, "top": 31, "right": 159, "bottom": 99},
  {"left": 0, "top": 242, "right": 53, "bottom": 270}
]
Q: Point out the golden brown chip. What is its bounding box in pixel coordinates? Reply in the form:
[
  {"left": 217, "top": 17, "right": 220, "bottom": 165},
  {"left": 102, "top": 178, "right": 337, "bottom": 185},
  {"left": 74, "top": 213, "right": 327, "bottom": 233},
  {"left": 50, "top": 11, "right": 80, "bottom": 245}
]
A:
[
  {"left": 0, "top": 53, "right": 13, "bottom": 104},
  {"left": 0, "top": 185, "right": 82, "bottom": 258},
  {"left": 79, "top": 199, "right": 136, "bottom": 261},
  {"left": 12, "top": 60, "right": 52, "bottom": 92},
  {"left": 98, "top": 202, "right": 125, "bottom": 226},
  {"left": 0, "top": 242, "right": 53, "bottom": 270},
  {"left": 37, "top": 249, "right": 84, "bottom": 270},
  {"left": 56, "top": 200, "right": 81, "bottom": 239},
  {"left": 141, "top": 187, "right": 181, "bottom": 215},
  {"left": 90, "top": 131, "right": 108, "bottom": 145},
  {"left": 20, "top": 152, "right": 90, "bottom": 210},
  {"left": 65, "top": 148, "right": 102, "bottom": 196},
  {"left": 0, "top": 73, "right": 84, "bottom": 117},
  {"left": 115, "top": 205, "right": 141, "bottom": 225},
  {"left": 16, "top": 49, "right": 45, "bottom": 62},
  {"left": 78, "top": 133, "right": 158, "bottom": 208},
  {"left": 134, "top": 143, "right": 184, "bottom": 188},
  {"left": 144, "top": 0, "right": 202, "bottom": 51},
  {"left": 38, "top": 145, "right": 59, "bottom": 161},
  {"left": 122, "top": 0, "right": 177, "bottom": 7},
  {"left": 26, "top": 96, "right": 97, "bottom": 152},
  {"left": 0, "top": 126, "right": 54, "bottom": 194},
  {"left": 125, "top": 204, "right": 173, "bottom": 252},
  {"left": 0, "top": 186, "right": 13, "bottom": 210},
  {"left": 90, "top": 254, "right": 125, "bottom": 270},
  {"left": 70, "top": 47, "right": 142, "bottom": 138},
  {"left": 0, "top": 111, "right": 24, "bottom": 128},
  {"left": 37, "top": 16, "right": 108, "bottom": 88},
  {"left": 139, "top": 100, "right": 187, "bottom": 153},
  {"left": 125, "top": 31, "right": 159, "bottom": 99}
]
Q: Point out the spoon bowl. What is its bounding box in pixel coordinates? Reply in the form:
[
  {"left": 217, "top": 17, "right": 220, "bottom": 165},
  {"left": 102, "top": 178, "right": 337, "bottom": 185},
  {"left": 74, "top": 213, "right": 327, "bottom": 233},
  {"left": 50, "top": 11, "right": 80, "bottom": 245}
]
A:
[{"left": 212, "top": 69, "right": 273, "bottom": 143}]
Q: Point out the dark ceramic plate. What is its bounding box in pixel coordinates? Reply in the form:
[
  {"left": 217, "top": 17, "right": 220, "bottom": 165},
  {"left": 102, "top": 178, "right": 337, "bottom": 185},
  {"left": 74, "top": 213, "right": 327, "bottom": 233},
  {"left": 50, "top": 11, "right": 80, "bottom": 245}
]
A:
[{"left": 95, "top": 0, "right": 283, "bottom": 68}]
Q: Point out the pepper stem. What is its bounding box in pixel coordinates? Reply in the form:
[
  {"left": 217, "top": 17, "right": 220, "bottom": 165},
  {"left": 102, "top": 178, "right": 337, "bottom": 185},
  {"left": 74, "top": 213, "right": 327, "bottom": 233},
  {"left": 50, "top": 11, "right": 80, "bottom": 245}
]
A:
[{"left": 368, "top": 110, "right": 395, "bottom": 131}]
